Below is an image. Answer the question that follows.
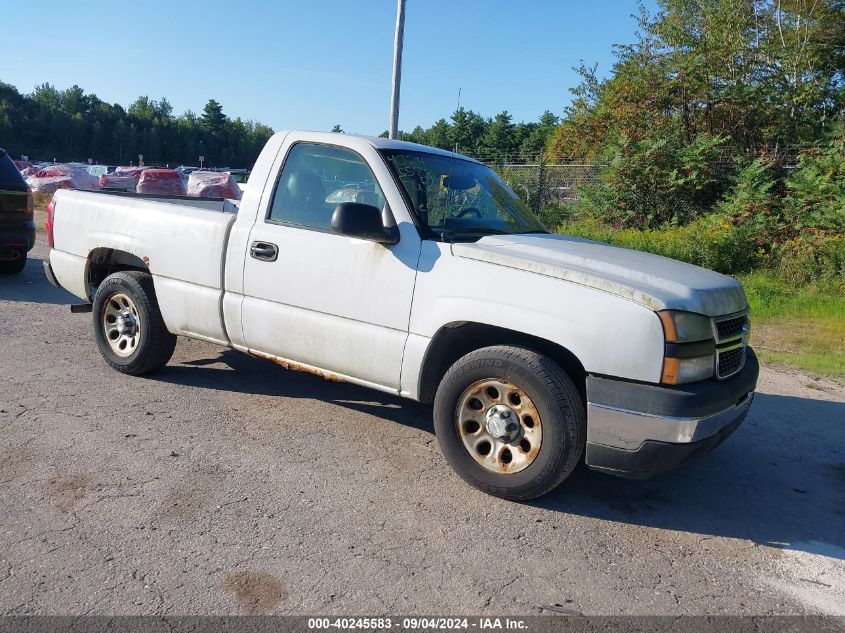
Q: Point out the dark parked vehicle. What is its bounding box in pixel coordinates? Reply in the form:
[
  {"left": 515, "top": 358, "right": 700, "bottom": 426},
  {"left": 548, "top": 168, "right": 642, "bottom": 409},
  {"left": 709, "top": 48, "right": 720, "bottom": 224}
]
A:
[{"left": 0, "top": 148, "right": 35, "bottom": 274}]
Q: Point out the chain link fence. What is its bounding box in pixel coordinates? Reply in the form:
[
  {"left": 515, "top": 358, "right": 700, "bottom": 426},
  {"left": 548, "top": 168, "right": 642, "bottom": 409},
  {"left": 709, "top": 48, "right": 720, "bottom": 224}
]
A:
[
  {"left": 469, "top": 154, "right": 602, "bottom": 225},
  {"left": 471, "top": 151, "right": 801, "bottom": 228},
  {"left": 499, "top": 163, "right": 601, "bottom": 207}
]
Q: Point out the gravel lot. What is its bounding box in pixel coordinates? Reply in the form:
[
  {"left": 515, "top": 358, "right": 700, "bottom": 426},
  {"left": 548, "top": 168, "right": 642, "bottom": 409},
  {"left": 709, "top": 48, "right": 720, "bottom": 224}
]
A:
[{"left": 1, "top": 241, "right": 844, "bottom": 616}]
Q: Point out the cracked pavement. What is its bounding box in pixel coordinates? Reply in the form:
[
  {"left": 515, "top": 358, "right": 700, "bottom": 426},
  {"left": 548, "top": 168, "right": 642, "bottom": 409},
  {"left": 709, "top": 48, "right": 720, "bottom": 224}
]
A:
[{"left": 1, "top": 242, "right": 844, "bottom": 615}]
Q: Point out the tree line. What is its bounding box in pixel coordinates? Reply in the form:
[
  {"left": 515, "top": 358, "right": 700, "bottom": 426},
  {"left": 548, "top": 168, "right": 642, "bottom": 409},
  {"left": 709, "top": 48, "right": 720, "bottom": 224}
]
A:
[
  {"left": 380, "top": 110, "right": 561, "bottom": 162},
  {"left": 0, "top": 77, "right": 562, "bottom": 168},
  {"left": 0, "top": 82, "right": 274, "bottom": 168}
]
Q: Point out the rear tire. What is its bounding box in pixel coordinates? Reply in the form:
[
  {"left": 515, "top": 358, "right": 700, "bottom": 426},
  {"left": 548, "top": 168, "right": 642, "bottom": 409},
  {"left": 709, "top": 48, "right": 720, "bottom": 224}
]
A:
[
  {"left": 0, "top": 252, "right": 26, "bottom": 275},
  {"left": 92, "top": 271, "right": 176, "bottom": 375},
  {"left": 433, "top": 345, "right": 586, "bottom": 501}
]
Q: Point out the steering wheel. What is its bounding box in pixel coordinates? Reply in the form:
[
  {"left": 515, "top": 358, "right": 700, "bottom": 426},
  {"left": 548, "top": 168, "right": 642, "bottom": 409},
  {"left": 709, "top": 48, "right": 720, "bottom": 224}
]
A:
[{"left": 455, "top": 207, "right": 482, "bottom": 219}]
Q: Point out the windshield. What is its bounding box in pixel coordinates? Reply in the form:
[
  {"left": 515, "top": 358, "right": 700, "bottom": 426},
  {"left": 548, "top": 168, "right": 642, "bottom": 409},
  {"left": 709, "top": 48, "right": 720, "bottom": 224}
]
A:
[{"left": 381, "top": 149, "right": 546, "bottom": 240}]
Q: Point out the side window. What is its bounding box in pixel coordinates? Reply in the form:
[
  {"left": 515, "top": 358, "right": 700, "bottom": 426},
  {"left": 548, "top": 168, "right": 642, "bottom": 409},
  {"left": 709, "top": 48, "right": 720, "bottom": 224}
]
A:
[{"left": 268, "top": 143, "right": 385, "bottom": 230}]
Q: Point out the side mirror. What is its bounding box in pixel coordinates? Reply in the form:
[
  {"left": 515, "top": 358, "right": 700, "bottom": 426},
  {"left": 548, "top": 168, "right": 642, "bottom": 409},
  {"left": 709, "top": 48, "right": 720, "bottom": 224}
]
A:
[{"left": 331, "top": 202, "right": 399, "bottom": 245}]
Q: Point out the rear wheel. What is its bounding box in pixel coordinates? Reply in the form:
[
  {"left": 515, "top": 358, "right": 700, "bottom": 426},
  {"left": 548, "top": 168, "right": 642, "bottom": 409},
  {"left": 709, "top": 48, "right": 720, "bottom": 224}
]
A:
[
  {"left": 92, "top": 271, "right": 176, "bottom": 375},
  {"left": 0, "top": 251, "right": 26, "bottom": 275},
  {"left": 434, "top": 345, "right": 585, "bottom": 501}
]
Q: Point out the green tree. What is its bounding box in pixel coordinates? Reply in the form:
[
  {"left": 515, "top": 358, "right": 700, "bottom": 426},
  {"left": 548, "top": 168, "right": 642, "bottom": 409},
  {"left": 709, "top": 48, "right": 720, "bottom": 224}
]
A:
[
  {"left": 156, "top": 97, "right": 173, "bottom": 121},
  {"left": 550, "top": 0, "right": 845, "bottom": 161},
  {"left": 449, "top": 107, "right": 487, "bottom": 154},
  {"left": 31, "top": 83, "right": 61, "bottom": 111},
  {"left": 519, "top": 111, "right": 560, "bottom": 159},
  {"left": 128, "top": 96, "right": 158, "bottom": 121},
  {"left": 426, "top": 118, "right": 452, "bottom": 149},
  {"left": 548, "top": 0, "right": 845, "bottom": 228},
  {"left": 200, "top": 99, "right": 228, "bottom": 164},
  {"left": 60, "top": 85, "right": 87, "bottom": 117},
  {"left": 201, "top": 99, "right": 227, "bottom": 135},
  {"left": 782, "top": 124, "right": 845, "bottom": 232},
  {"left": 478, "top": 111, "right": 517, "bottom": 159}
]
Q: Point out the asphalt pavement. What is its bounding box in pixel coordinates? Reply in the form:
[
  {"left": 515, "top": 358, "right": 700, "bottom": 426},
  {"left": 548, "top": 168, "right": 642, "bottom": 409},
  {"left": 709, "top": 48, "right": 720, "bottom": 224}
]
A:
[{"left": 1, "top": 242, "right": 843, "bottom": 616}]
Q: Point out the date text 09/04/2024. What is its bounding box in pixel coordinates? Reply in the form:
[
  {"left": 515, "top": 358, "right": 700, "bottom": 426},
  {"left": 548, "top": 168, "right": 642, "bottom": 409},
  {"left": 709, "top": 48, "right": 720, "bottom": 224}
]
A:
[{"left": 308, "top": 618, "right": 528, "bottom": 630}]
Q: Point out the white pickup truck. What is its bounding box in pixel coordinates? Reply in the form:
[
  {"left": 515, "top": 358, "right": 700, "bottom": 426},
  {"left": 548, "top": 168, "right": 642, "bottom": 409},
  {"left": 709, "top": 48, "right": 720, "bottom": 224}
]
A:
[{"left": 44, "top": 131, "right": 758, "bottom": 500}]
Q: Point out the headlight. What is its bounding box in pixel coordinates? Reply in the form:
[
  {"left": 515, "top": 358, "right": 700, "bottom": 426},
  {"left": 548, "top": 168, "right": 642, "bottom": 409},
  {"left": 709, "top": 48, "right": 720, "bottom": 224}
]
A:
[
  {"left": 661, "top": 353, "right": 714, "bottom": 384},
  {"left": 657, "top": 311, "right": 715, "bottom": 384},
  {"left": 657, "top": 310, "right": 713, "bottom": 342}
]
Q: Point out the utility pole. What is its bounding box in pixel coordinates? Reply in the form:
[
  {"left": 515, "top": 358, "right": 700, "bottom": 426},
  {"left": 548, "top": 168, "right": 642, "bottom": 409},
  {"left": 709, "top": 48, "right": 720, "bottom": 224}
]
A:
[{"left": 388, "top": 0, "right": 407, "bottom": 139}]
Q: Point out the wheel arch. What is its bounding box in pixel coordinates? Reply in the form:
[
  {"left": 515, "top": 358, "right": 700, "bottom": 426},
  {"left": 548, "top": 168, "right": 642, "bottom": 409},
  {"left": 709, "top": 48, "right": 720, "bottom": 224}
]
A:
[
  {"left": 85, "top": 248, "right": 149, "bottom": 300},
  {"left": 416, "top": 321, "right": 587, "bottom": 404}
]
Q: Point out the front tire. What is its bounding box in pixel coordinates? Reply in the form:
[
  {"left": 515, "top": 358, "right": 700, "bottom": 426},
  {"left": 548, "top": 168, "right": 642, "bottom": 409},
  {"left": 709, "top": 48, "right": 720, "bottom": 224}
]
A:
[
  {"left": 434, "top": 345, "right": 586, "bottom": 501},
  {"left": 92, "top": 271, "right": 176, "bottom": 375}
]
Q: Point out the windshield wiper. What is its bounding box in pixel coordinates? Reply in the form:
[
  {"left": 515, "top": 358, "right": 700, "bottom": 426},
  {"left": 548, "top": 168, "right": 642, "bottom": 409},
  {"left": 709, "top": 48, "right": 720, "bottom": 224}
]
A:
[
  {"left": 440, "top": 226, "right": 511, "bottom": 240},
  {"left": 441, "top": 227, "right": 511, "bottom": 237}
]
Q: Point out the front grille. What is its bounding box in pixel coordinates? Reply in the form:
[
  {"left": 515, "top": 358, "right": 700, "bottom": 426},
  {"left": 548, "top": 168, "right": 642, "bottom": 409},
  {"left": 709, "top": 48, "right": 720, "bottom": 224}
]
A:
[
  {"left": 713, "top": 311, "right": 749, "bottom": 379},
  {"left": 716, "top": 315, "right": 747, "bottom": 341},
  {"left": 718, "top": 346, "right": 744, "bottom": 377}
]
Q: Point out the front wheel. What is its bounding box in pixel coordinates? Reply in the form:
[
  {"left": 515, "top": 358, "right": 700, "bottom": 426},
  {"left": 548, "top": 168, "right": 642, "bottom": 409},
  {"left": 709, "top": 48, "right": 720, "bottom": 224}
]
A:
[
  {"left": 433, "top": 345, "right": 586, "bottom": 501},
  {"left": 92, "top": 271, "right": 176, "bottom": 375}
]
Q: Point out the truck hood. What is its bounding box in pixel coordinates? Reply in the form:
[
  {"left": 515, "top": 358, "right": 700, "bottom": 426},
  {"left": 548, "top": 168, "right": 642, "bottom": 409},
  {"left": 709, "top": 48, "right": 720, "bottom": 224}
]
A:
[{"left": 451, "top": 234, "right": 748, "bottom": 317}]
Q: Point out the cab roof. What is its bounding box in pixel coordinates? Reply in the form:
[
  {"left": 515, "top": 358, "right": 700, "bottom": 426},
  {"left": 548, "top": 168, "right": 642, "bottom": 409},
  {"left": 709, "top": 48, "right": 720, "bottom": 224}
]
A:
[
  {"left": 274, "top": 131, "right": 482, "bottom": 165},
  {"left": 360, "top": 135, "right": 480, "bottom": 163}
]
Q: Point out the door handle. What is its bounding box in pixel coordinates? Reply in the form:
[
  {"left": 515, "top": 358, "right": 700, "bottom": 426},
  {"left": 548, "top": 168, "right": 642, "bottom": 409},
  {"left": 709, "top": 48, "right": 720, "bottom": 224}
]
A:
[{"left": 250, "top": 241, "right": 279, "bottom": 262}]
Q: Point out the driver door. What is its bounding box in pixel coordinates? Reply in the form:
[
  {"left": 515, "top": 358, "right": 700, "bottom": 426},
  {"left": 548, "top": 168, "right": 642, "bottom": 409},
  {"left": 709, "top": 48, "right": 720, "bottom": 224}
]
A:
[{"left": 240, "top": 141, "right": 420, "bottom": 390}]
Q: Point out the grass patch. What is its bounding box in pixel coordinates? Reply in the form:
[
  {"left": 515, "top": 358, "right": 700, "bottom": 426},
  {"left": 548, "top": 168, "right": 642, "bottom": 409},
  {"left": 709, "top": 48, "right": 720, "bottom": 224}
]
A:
[
  {"left": 738, "top": 272, "right": 845, "bottom": 377},
  {"left": 557, "top": 215, "right": 767, "bottom": 274},
  {"left": 33, "top": 206, "right": 48, "bottom": 232}
]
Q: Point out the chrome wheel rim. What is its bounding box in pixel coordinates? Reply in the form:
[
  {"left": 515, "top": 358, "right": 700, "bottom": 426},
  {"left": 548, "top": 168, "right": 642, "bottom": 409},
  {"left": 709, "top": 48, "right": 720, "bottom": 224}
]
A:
[
  {"left": 102, "top": 292, "right": 141, "bottom": 357},
  {"left": 455, "top": 378, "right": 542, "bottom": 474}
]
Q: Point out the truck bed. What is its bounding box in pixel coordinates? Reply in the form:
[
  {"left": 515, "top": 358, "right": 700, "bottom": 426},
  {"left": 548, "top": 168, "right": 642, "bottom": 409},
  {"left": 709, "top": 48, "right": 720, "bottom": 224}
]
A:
[{"left": 49, "top": 188, "right": 239, "bottom": 345}]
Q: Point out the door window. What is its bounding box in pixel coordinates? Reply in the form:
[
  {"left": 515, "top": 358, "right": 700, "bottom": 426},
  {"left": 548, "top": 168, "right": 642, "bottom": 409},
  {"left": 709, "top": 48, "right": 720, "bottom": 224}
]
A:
[{"left": 268, "top": 143, "right": 385, "bottom": 230}]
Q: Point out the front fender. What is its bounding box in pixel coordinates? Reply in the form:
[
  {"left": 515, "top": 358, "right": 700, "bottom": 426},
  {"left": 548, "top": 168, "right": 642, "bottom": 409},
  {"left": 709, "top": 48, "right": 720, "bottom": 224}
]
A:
[{"left": 401, "top": 243, "right": 665, "bottom": 399}]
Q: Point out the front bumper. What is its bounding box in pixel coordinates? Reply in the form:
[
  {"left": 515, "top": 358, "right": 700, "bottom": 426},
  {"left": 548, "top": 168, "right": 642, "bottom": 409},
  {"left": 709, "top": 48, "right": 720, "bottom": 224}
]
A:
[{"left": 585, "top": 348, "right": 759, "bottom": 478}]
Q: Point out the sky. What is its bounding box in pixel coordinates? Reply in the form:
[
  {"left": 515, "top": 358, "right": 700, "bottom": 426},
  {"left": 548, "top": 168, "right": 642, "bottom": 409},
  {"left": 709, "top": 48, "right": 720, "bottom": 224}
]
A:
[{"left": 1, "top": 0, "right": 659, "bottom": 135}]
